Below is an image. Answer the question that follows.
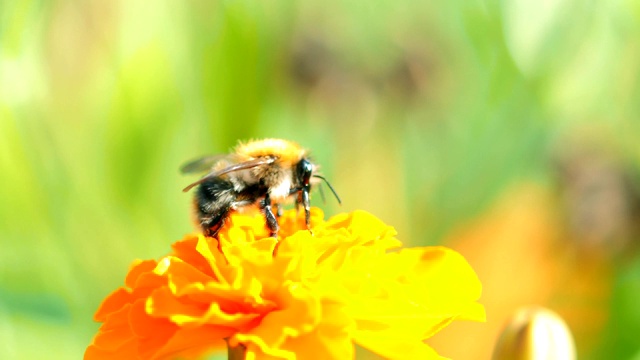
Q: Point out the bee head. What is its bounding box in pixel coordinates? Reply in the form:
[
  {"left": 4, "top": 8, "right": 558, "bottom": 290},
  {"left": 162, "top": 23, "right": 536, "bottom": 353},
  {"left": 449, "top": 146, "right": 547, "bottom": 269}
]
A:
[{"left": 296, "top": 158, "right": 313, "bottom": 189}]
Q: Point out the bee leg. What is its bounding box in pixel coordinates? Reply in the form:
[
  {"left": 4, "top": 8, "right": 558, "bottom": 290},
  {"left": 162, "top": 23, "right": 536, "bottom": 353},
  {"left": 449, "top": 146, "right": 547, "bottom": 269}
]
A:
[
  {"left": 301, "top": 187, "right": 311, "bottom": 231},
  {"left": 195, "top": 178, "right": 235, "bottom": 238},
  {"left": 201, "top": 209, "right": 229, "bottom": 238},
  {"left": 295, "top": 189, "right": 303, "bottom": 217},
  {"left": 275, "top": 203, "right": 283, "bottom": 218},
  {"left": 203, "top": 221, "right": 222, "bottom": 237},
  {"left": 261, "top": 194, "right": 279, "bottom": 237}
]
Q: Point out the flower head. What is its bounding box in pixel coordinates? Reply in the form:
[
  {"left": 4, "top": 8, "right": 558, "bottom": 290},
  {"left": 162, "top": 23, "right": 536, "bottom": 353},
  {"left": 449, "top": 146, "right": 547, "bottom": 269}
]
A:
[{"left": 85, "top": 208, "right": 484, "bottom": 359}]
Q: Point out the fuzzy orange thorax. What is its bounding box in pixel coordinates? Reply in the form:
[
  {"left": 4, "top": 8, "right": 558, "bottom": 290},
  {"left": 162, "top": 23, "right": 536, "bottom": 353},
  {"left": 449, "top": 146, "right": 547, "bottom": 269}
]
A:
[{"left": 235, "top": 139, "right": 307, "bottom": 166}]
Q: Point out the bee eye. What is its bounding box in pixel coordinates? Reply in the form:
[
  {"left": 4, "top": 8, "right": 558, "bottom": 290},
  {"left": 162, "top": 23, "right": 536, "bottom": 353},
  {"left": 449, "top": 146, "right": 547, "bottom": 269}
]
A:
[{"left": 296, "top": 159, "right": 313, "bottom": 186}]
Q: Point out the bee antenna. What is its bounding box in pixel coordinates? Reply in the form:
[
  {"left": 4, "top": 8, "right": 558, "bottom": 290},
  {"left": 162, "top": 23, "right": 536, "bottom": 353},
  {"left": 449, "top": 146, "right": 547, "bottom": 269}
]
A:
[{"left": 312, "top": 175, "right": 341, "bottom": 205}]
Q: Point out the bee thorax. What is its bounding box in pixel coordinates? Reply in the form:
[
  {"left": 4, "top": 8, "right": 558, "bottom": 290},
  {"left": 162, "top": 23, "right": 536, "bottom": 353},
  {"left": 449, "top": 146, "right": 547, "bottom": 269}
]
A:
[{"left": 269, "top": 175, "right": 293, "bottom": 201}]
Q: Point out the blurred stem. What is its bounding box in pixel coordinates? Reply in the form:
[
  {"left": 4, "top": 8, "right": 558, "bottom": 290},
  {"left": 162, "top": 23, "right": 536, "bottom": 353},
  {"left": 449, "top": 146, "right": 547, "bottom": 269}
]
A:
[{"left": 226, "top": 339, "right": 246, "bottom": 360}]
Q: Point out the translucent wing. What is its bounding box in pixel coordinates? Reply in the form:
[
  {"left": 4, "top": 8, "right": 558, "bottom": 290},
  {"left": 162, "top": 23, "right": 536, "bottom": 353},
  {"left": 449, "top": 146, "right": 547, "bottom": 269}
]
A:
[
  {"left": 182, "top": 156, "right": 276, "bottom": 192},
  {"left": 180, "top": 155, "right": 230, "bottom": 174}
]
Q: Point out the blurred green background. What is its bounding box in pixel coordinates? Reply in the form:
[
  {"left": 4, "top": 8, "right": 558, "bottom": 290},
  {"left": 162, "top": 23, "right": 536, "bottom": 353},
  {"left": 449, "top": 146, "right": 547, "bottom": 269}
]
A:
[{"left": 1, "top": 1, "right": 640, "bottom": 359}]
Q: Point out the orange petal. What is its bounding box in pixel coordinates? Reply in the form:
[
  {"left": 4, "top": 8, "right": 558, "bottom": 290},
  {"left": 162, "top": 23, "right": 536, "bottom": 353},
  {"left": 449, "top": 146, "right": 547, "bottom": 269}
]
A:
[
  {"left": 170, "top": 235, "right": 220, "bottom": 280},
  {"left": 94, "top": 287, "right": 132, "bottom": 322},
  {"left": 150, "top": 326, "right": 232, "bottom": 360},
  {"left": 129, "top": 298, "right": 178, "bottom": 339},
  {"left": 184, "top": 281, "right": 275, "bottom": 314},
  {"left": 147, "top": 287, "right": 206, "bottom": 319},
  {"left": 91, "top": 306, "right": 135, "bottom": 351},
  {"left": 148, "top": 287, "right": 261, "bottom": 328},
  {"left": 125, "top": 259, "right": 158, "bottom": 289},
  {"left": 84, "top": 337, "right": 138, "bottom": 360},
  {"left": 194, "top": 235, "right": 231, "bottom": 286},
  {"left": 160, "top": 258, "right": 216, "bottom": 294}
]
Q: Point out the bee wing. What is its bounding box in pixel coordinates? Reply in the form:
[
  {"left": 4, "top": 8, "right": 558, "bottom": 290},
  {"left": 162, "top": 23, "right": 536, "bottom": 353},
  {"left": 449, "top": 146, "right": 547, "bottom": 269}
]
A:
[
  {"left": 180, "top": 155, "right": 230, "bottom": 174},
  {"left": 182, "top": 156, "right": 276, "bottom": 192}
]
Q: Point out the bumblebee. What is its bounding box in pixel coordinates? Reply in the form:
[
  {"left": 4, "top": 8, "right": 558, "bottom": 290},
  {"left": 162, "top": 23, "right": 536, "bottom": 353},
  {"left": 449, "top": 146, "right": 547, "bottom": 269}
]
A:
[{"left": 181, "top": 139, "right": 340, "bottom": 237}]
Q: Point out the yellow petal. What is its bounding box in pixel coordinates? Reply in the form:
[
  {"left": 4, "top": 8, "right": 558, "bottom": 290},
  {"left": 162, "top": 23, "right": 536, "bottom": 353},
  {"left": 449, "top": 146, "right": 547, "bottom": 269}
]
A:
[
  {"left": 232, "top": 283, "right": 321, "bottom": 357},
  {"left": 354, "top": 330, "right": 446, "bottom": 360},
  {"left": 280, "top": 301, "right": 355, "bottom": 360}
]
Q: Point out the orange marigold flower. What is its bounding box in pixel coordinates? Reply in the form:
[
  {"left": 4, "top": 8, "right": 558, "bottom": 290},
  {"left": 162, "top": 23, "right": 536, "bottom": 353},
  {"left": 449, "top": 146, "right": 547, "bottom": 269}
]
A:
[{"left": 85, "top": 208, "right": 485, "bottom": 360}]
